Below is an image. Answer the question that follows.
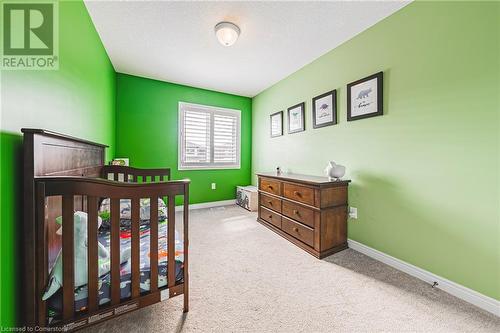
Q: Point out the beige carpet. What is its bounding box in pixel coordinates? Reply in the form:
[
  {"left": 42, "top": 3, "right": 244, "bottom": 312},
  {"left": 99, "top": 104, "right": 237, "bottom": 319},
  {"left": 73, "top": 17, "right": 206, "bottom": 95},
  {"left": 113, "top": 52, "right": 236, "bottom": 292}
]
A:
[{"left": 84, "top": 205, "right": 499, "bottom": 332}]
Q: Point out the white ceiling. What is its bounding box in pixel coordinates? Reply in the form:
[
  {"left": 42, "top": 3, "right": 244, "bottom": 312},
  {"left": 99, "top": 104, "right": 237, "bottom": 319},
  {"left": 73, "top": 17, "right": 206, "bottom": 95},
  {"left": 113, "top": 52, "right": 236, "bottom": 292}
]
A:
[{"left": 84, "top": 1, "right": 410, "bottom": 97}]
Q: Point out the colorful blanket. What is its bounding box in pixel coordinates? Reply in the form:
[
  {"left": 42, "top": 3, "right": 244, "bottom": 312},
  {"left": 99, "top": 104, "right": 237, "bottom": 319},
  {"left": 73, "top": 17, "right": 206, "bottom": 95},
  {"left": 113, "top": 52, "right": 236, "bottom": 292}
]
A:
[{"left": 47, "top": 218, "right": 184, "bottom": 322}]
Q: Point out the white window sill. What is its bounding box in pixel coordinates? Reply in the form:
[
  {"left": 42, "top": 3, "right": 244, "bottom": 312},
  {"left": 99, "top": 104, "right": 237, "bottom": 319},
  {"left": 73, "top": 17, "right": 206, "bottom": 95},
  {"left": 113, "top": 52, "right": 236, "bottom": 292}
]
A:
[{"left": 178, "top": 164, "right": 241, "bottom": 171}]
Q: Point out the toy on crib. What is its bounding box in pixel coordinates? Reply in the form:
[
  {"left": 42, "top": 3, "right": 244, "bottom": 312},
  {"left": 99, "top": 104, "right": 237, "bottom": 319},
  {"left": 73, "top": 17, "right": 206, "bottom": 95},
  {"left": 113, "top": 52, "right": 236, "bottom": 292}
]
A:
[{"left": 42, "top": 211, "right": 131, "bottom": 300}]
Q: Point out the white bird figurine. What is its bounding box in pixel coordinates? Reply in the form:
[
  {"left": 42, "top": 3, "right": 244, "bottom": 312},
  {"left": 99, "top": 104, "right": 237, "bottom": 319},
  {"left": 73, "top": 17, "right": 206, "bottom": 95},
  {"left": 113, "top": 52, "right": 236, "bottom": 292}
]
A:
[{"left": 324, "top": 161, "right": 346, "bottom": 181}]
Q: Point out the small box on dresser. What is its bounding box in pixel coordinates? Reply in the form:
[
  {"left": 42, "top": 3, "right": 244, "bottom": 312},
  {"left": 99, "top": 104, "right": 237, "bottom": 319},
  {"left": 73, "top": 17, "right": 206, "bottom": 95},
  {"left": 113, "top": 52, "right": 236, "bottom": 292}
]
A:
[{"left": 256, "top": 172, "right": 350, "bottom": 259}]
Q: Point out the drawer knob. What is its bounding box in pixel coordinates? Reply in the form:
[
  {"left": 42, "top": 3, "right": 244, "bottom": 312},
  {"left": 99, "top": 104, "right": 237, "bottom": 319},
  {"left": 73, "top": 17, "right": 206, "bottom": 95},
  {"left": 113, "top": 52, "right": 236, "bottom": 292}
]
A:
[
  {"left": 292, "top": 227, "right": 299, "bottom": 232},
  {"left": 268, "top": 215, "right": 273, "bottom": 219},
  {"left": 268, "top": 185, "right": 273, "bottom": 190},
  {"left": 268, "top": 201, "right": 273, "bottom": 206},
  {"left": 293, "top": 209, "right": 299, "bottom": 215},
  {"left": 293, "top": 191, "right": 301, "bottom": 197}
]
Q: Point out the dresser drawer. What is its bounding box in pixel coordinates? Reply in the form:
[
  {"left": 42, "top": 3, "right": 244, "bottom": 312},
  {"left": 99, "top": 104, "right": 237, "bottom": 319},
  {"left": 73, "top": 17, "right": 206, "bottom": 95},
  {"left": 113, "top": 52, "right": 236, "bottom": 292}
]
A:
[
  {"left": 259, "top": 177, "right": 281, "bottom": 196},
  {"left": 260, "top": 206, "right": 282, "bottom": 229},
  {"left": 283, "top": 183, "right": 315, "bottom": 206},
  {"left": 282, "top": 200, "right": 314, "bottom": 228},
  {"left": 260, "top": 193, "right": 282, "bottom": 213},
  {"left": 282, "top": 216, "right": 314, "bottom": 247}
]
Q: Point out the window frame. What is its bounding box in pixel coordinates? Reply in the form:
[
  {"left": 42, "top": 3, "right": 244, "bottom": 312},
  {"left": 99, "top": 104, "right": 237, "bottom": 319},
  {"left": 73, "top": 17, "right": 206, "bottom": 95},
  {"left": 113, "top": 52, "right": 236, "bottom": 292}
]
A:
[{"left": 178, "top": 102, "right": 241, "bottom": 170}]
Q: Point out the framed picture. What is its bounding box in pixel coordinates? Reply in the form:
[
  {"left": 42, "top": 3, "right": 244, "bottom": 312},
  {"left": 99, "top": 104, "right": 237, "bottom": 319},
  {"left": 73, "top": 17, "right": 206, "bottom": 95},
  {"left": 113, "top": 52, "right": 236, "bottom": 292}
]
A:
[
  {"left": 111, "top": 158, "right": 129, "bottom": 166},
  {"left": 347, "top": 71, "right": 383, "bottom": 121},
  {"left": 270, "top": 111, "right": 283, "bottom": 137},
  {"left": 312, "top": 90, "right": 337, "bottom": 128},
  {"left": 287, "top": 102, "right": 305, "bottom": 134}
]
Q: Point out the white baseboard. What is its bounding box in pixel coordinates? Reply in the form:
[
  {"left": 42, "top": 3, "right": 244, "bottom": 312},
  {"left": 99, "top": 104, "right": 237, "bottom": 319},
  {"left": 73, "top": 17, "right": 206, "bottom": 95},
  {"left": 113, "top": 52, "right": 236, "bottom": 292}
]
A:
[
  {"left": 175, "top": 199, "right": 235, "bottom": 212},
  {"left": 347, "top": 239, "right": 500, "bottom": 317}
]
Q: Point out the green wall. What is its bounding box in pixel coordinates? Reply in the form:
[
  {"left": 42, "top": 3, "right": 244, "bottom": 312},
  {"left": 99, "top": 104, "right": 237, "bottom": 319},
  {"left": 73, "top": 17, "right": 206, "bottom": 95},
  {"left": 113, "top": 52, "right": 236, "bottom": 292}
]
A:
[
  {"left": 0, "top": 0, "right": 116, "bottom": 326},
  {"left": 1, "top": 1, "right": 498, "bottom": 327},
  {"left": 115, "top": 73, "right": 252, "bottom": 204},
  {"left": 252, "top": 1, "right": 499, "bottom": 300}
]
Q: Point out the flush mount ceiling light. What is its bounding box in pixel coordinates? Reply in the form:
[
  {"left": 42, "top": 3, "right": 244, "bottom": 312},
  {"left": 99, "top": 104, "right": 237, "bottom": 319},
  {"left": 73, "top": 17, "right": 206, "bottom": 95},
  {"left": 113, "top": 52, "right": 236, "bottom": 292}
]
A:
[{"left": 215, "top": 22, "right": 240, "bottom": 47}]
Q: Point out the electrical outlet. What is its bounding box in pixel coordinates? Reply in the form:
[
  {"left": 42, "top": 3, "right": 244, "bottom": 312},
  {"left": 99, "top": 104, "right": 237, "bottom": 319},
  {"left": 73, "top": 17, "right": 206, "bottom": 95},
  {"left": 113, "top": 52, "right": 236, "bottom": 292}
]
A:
[
  {"left": 211, "top": 183, "right": 216, "bottom": 190},
  {"left": 349, "top": 207, "right": 358, "bottom": 219}
]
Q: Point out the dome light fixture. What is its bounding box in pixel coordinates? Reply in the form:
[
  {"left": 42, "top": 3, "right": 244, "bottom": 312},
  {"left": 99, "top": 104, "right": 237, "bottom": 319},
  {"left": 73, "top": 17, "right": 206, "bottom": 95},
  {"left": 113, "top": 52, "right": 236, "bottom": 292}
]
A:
[{"left": 215, "top": 21, "right": 240, "bottom": 47}]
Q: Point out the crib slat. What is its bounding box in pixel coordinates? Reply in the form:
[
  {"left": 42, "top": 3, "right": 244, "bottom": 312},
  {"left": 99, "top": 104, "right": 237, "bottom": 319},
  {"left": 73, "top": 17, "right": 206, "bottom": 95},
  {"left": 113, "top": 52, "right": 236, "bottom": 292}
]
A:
[
  {"left": 111, "top": 198, "right": 120, "bottom": 305},
  {"left": 114, "top": 173, "right": 119, "bottom": 181},
  {"left": 150, "top": 198, "right": 159, "bottom": 292},
  {"left": 36, "top": 183, "right": 47, "bottom": 325},
  {"left": 131, "top": 198, "right": 140, "bottom": 298},
  {"left": 62, "top": 195, "right": 75, "bottom": 320},
  {"left": 87, "top": 196, "right": 99, "bottom": 313},
  {"left": 167, "top": 195, "right": 175, "bottom": 288},
  {"left": 183, "top": 184, "right": 189, "bottom": 312}
]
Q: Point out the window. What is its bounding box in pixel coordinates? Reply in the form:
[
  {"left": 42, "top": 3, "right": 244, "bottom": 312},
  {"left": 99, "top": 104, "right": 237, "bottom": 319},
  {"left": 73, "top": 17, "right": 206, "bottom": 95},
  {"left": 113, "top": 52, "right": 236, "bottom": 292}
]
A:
[{"left": 179, "top": 102, "right": 241, "bottom": 170}]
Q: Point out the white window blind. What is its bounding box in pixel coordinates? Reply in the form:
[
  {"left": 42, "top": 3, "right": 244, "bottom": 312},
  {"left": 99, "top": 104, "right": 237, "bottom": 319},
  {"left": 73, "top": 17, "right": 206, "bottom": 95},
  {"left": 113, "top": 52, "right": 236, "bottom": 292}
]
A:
[{"left": 179, "top": 102, "right": 241, "bottom": 170}]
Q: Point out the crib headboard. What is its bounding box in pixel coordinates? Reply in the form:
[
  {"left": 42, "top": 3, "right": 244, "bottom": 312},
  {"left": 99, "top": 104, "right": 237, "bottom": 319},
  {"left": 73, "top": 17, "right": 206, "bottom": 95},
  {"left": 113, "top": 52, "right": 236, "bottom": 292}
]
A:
[
  {"left": 22, "top": 128, "right": 107, "bottom": 326},
  {"left": 22, "top": 128, "right": 107, "bottom": 178}
]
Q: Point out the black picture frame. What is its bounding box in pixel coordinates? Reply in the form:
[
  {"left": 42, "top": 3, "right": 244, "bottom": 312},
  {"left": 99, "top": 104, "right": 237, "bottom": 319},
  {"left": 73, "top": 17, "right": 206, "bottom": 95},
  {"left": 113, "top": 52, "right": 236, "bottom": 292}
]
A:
[
  {"left": 270, "top": 111, "right": 283, "bottom": 138},
  {"left": 347, "top": 71, "right": 383, "bottom": 121},
  {"left": 312, "top": 90, "right": 337, "bottom": 129},
  {"left": 287, "top": 102, "right": 305, "bottom": 134}
]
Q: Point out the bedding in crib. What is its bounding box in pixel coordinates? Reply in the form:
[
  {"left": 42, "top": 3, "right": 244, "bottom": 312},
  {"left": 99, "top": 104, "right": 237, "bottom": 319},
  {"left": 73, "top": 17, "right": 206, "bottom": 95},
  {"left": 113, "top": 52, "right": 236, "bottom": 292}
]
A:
[
  {"left": 98, "top": 197, "right": 168, "bottom": 232},
  {"left": 45, "top": 199, "right": 184, "bottom": 322}
]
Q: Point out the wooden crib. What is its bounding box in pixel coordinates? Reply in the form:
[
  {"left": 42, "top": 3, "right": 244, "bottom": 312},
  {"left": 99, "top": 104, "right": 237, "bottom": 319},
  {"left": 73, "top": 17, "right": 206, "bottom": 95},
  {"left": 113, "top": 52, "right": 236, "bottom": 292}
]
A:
[{"left": 22, "top": 129, "right": 189, "bottom": 331}]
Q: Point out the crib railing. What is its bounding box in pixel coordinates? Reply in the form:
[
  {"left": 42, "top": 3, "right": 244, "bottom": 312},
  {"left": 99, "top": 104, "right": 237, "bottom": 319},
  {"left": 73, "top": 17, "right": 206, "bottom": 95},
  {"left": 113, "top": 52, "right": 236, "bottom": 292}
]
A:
[
  {"left": 34, "top": 176, "right": 189, "bottom": 329},
  {"left": 101, "top": 165, "right": 171, "bottom": 182}
]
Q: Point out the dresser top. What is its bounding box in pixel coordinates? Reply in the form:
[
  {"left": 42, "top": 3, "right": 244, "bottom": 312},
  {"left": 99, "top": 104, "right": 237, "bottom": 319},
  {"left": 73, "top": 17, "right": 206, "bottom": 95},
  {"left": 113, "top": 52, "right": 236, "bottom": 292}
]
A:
[{"left": 256, "top": 172, "right": 351, "bottom": 186}]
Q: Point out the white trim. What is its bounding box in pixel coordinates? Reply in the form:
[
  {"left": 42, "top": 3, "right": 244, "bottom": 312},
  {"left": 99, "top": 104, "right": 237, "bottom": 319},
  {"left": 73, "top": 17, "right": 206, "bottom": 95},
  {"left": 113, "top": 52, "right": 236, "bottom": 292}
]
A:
[
  {"left": 178, "top": 101, "right": 241, "bottom": 170},
  {"left": 175, "top": 199, "right": 235, "bottom": 212},
  {"left": 347, "top": 239, "right": 500, "bottom": 317},
  {"left": 179, "top": 101, "right": 241, "bottom": 114}
]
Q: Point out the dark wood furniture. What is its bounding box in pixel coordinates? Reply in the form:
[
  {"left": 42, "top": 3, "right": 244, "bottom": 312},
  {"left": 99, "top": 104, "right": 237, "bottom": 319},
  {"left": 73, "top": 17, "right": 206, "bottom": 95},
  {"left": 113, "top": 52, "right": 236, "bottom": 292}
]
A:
[
  {"left": 256, "top": 172, "right": 350, "bottom": 259},
  {"left": 22, "top": 129, "right": 189, "bottom": 331}
]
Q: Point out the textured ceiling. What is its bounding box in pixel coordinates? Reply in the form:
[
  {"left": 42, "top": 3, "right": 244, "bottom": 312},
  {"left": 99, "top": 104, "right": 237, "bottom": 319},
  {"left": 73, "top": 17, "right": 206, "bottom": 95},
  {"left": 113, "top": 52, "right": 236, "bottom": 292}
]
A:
[{"left": 85, "top": 1, "right": 410, "bottom": 97}]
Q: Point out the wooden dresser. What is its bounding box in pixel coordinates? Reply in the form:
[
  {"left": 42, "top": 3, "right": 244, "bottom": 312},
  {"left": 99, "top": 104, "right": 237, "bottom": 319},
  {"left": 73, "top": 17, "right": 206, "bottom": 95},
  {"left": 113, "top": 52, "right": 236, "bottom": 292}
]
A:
[{"left": 256, "top": 172, "right": 350, "bottom": 259}]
